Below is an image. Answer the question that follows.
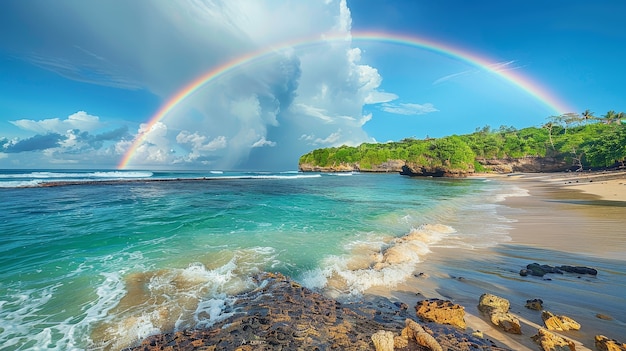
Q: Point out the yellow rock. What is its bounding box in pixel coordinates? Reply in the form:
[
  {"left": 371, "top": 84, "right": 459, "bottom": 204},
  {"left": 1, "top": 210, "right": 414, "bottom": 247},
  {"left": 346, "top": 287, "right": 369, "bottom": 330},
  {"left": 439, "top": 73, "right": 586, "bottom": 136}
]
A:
[{"left": 371, "top": 330, "right": 395, "bottom": 351}]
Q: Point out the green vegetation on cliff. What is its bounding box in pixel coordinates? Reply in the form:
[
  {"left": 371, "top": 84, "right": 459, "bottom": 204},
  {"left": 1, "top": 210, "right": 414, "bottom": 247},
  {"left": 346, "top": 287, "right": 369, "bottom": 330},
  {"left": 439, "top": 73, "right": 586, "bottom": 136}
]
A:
[{"left": 299, "top": 111, "right": 626, "bottom": 174}]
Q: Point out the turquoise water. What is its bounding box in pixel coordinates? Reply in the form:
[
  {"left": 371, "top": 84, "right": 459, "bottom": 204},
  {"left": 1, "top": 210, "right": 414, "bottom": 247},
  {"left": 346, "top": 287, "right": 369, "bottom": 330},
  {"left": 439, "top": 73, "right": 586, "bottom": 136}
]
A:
[{"left": 0, "top": 170, "right": 523, "bottom": 350}]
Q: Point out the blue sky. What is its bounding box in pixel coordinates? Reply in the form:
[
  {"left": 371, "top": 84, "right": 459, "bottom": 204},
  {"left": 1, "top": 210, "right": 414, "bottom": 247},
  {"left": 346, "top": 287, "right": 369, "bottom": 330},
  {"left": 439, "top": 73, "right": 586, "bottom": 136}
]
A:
[{"left": 1, "top": 0, "right": 625, "bottom": 170}]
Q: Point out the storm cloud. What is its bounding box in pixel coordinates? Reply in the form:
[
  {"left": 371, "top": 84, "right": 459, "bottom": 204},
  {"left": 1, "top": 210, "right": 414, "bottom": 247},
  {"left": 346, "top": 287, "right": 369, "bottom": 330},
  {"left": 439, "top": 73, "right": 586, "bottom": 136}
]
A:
[{"left": 0, "top": 0, "right": 398, "bottom": 170}]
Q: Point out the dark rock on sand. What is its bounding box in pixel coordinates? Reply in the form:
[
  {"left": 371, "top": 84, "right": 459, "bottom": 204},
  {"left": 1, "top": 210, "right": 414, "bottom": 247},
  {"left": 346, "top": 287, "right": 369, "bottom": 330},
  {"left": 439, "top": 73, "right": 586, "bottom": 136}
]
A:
[
  {"left": 595, "top": 313, "right": 613, "bottom": 320},
  {"left": 520, "top": 263, "right": 563, "bottom": 277},
  {"left": 557, "top": 265, "right": 598, "bottom": 276},
  {"left": 519, "top": 263, "right": 597, "bottom": 277},
  {"left": 124, "top": 272, "right": 511, "bottom": 351},
  {"left": 525, "top": 298, "right": 543, "bottom": 311}
]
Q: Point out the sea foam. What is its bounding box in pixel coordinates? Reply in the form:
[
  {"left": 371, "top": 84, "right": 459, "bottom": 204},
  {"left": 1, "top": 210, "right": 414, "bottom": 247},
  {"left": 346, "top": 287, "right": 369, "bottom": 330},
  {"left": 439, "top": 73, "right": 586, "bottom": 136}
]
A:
[{"left": 302, "top": 224, "right": 454, "bottom": 299}]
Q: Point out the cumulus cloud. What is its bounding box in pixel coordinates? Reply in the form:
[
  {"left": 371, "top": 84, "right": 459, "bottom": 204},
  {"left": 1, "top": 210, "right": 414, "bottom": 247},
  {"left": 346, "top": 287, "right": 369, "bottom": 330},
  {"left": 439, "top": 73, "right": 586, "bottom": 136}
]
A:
[
  {"left": 10, "top": 111, "right": 103, "bottom": 134},
  {"left": 0, "top": 0, "right": 409, "bottom": 169},
  {"left": 1, "top": 110, "right": 132, "bottom": 167},
  {"left": 251, "top": 136, "right": 276, "bottom": 148},
  {"left": 2, "top": 133, "right": 64, "bottom": 153},
  {"left": 380, "top": 102, "right": 439, "bottom": 116}
]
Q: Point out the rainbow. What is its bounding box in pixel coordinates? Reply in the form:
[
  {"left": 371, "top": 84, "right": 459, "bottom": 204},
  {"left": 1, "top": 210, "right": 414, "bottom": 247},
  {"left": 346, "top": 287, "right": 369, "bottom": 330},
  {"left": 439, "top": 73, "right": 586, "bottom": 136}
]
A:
[{"left": 117, "top": 31, "right": 575, "bottom": 169}]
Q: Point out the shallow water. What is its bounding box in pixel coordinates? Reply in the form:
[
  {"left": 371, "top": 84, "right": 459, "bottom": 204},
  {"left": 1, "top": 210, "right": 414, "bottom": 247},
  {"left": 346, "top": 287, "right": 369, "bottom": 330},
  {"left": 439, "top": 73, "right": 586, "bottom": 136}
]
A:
[{"left": 0, "top": 170, "right": 601, "bottom": 350}]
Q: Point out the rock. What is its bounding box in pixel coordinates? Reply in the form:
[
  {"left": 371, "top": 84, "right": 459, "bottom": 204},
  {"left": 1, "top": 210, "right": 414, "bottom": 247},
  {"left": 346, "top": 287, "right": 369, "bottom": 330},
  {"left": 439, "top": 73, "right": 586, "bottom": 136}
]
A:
[
  {"left": 520, "top": 263, "right": 598, "bottom": 277},
  {"left": 521, "top": 263, "right": 563, "bottom": 277},
  {"left": 477, "top": 294, "right": 521, "bottom": 334},
  {"left": 371, "top": 330, "right": 395, "bottom": 351},
  {"left": 488, "top": 311, "right": 522, "bottom": 334},
  {"left": 472, "top": 330, "right": 484, "bottom": 338},
  {"left": 403, "top": 318, "right": 443, "bottom": 351},
  {"left": 541, "top": 311, "right": 581, "bottom": 331},
  {"left": 478, "top": 293, "right": 510, "bottom": 314},
  {"left": 415, "top": 298, "right": 467, "bottom": 329},
  {"left": 525, "top": 298, "right": 544, "bottom": 310},
  {"left": 532, "top": 328, "right": 576, "bottom": 351},
  {"left": 125, "top": 272, "right": 510, "bottom": 351},
  {"left": 557, "top": 265, "right": 598, "bottom": 275},
  {"left": 595, "top": 335, "right": 626, "bottom": 351},
  {"left": 596, "top": 313, "right": 613, "bottom": 320},
  {"left": 393, "top": 334, "right": 409, "bottom": 348}
]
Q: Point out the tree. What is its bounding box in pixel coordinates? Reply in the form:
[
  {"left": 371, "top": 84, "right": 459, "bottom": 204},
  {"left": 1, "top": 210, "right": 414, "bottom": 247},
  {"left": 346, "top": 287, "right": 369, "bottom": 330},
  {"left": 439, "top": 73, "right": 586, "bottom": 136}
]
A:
[
  {"left": 602, "top": 110, "right": 618, "bottom": 125},
  {"left": 543, "top": 121, "right": 556, "bottom": 150},
  {"left": 581, "top": 109, "right": 595, "bottom": 124}
]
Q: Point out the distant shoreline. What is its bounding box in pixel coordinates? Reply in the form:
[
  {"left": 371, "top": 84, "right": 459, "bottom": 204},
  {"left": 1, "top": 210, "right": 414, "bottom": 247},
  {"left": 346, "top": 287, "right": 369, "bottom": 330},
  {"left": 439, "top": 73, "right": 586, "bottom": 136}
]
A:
[{"left": 470, "top": 169, "right": 626, "bottom": 202}]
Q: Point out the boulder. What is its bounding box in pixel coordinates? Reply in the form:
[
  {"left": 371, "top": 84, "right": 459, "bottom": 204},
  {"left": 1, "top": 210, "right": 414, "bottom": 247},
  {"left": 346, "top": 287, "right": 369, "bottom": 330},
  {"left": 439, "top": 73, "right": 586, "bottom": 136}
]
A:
[
  {"left": 520, "top": 263, "right": 563, "bottom": 277},
  {"left": 371, "top": 330, "right": 395, "bottom": 351},
  {"left": 541, "top": 311, "right": 581, "bottom": 331},
  {"left": 525, "top": 298, "right": 544, "bottom": 311},
  {"left": 557, "top": 265, "right": 598, "bottom": 275},
  {"left": 415, "top": 299, "right": 466, "bottom": 329},
  {"left": 478, "top": 293, "right": 510, "bottom": 314},
  {"left": 595, "top": 335, "right": 626, "bottom": 351},
  {"left": 402, "top": 318, "right": 443, "bottom": 351},
  {"left": 531, "top": 328, "right": 576, "bottom": 351},
  {"left": 487, "top": 311, "right": 522, "bottom": 334},
  {"left": 519, "top": 263, "right": 598, "bottom": 277},
  {"left": 477, "top": 293, "right": 521, "bottom": 334}
]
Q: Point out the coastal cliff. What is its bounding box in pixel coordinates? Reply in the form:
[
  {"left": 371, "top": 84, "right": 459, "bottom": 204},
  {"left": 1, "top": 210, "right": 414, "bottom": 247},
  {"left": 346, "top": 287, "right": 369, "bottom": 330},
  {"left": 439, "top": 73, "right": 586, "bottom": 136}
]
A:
[
  {"left": 299, "top": 156, "right": 570, "bottom": 177},
  {"left": 298, "top": 121, "right": 626, "bottom": 177}
]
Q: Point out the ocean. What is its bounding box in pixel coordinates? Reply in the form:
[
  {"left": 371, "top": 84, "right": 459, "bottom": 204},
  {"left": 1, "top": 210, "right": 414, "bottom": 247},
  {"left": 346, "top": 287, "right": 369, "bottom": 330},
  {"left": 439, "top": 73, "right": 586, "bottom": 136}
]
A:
[{"left": 0, "top": 170, "right": 623, "bottom": 350}]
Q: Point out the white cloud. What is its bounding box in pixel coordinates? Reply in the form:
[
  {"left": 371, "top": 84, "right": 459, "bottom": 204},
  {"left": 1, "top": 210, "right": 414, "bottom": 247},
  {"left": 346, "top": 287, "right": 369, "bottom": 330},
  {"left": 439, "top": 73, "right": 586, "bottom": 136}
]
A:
[
  {"left": 380, "top": 102, "right": 439, "bottom": 116},
  {"left": 364, "top": 91, "right": 398, "bottom": 104},
  {"left": 315, "top": 130, "right": 343, "bottom": 145},
  {"left": 10, "top": 111, "right": 103, "bottom": 134},
  {"left": 294, "top": 104, "right": 335, "bottom": 123},
  {"left": 433, "top": 60, "right": 521, "bottom": 85},
  {"left": 176, "top": 131, "right": 227, "bottom": 152},
  {"left": 251, "top": 136, "right": 276, "bottom": 148},
  {"left": 1, "top": 0, "right": 397, "bottom": 169}
]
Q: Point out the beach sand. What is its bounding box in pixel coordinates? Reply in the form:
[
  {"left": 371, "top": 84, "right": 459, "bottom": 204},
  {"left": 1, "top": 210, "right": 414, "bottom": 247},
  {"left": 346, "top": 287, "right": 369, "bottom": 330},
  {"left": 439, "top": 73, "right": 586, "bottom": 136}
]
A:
[{"left": 373, "top": 171, "right": 626, "bottom": 351}]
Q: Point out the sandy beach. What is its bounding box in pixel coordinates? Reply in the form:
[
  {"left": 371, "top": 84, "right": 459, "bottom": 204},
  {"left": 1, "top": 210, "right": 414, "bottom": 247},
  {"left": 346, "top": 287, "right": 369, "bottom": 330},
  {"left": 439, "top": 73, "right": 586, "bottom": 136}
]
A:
[
  {"left": 411, "top": 170, "right": 626, "bottom": 350},
  {"left": 360, "top": 170, "right": 626, "bottom": 351}
]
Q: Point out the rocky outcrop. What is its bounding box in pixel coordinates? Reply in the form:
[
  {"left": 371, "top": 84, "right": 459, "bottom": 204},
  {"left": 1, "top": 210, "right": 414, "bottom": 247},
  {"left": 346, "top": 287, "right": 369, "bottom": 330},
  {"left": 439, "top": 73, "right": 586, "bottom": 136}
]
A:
[
  {"left": 595, "top": 335, "right": 626, "bottom": 351},
  {"left": 298, "top": 162, "right": 359, "bottom": 172},
  {"left": 542, "top": 311, "right": 581, "bottom": 331},
  {"left": 477, "top": 293, "right": 522, "bottom": 334},
  {"left": 531, "top": 328, "right": 576, "bottom": 351},
  {"left": 299, "top": 160, "right": 405, "bottom": 173},
  {"left": 125, "top": 272, "right": 510, "bottom": 351},
  {"left": 476, "top": 157, "right": 569, "bottom": 173},
  {"left": 416, "top": 299, "right": 467, "bottom": 329},
  {"left": 300, "top": 156, "right": 572, "bottom": 177}
]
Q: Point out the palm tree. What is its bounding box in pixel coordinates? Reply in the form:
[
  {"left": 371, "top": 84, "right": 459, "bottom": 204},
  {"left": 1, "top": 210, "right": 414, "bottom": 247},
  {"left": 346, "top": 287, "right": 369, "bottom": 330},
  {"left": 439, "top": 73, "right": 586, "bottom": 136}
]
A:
[
  {"left": 616, "top": 111, "right": 626, "bottom": 124},
  {"left": 603, "top": 110, "right": 617, "bottom": 124},
  {"left": 581, "top": 109, "right": 595, "bottom": 124}
]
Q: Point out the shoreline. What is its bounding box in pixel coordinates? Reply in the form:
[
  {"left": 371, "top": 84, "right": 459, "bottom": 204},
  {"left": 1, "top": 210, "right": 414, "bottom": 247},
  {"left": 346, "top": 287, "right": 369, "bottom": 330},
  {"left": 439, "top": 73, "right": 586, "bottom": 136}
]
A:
[
  {"left": 382, "top": 170, "right": 626, "bottom": 350},
  {"left": 471, "top": 169, "right": 626, "bottom": 202},
  {"left": 121, "top": 170, "right": 626, "bottom": 351}
]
